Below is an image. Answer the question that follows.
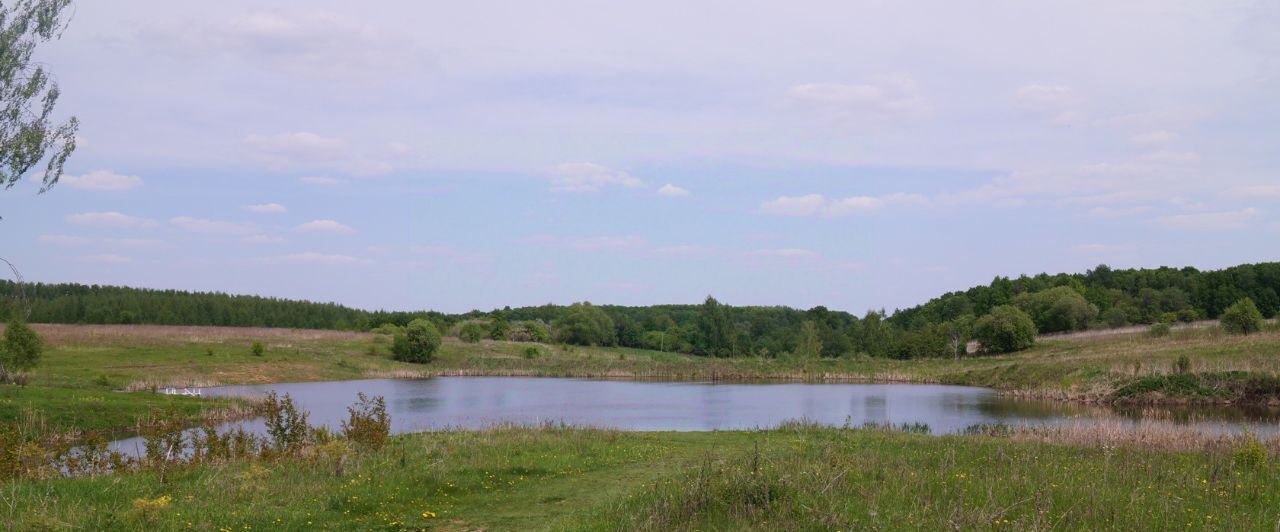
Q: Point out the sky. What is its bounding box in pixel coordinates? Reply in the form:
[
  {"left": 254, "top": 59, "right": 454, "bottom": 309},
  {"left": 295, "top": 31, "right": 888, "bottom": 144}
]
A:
[{"left": 1, "top": 0, "right": 1278, "bottom": 314}]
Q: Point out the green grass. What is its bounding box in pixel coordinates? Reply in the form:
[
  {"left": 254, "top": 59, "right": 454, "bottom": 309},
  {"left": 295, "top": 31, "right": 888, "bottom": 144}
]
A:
[
  {"left": 0, "top": 386, "right": 240, "bottom": 436},
  {"left": 5, "top": 425, "right": 1278, "bottom": 530}
]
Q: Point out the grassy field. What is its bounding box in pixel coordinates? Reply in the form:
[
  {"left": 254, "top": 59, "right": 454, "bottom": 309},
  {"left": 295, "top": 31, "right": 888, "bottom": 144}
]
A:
[
  {"left": 5, "top": 424, "right": 1278, "bottom": 530},
  {"left": 8, "top": 322, "right": 1280, "bottom": 434}
]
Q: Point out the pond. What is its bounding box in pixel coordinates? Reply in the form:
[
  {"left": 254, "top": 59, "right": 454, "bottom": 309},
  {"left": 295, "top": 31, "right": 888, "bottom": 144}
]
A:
[{"left": 110, "top": 376, "right": 1280, "bottom": 454}]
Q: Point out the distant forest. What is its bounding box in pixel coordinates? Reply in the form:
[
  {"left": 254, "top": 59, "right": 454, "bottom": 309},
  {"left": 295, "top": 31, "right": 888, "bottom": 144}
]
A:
[{"left": 4, "top": 262, "right": 1278, "bottom": 359}]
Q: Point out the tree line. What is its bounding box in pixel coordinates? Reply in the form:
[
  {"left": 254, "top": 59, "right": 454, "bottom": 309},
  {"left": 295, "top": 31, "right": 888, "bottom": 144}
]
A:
[{"left": 5, "top": 262, "right": 1278, "bottom": 359}]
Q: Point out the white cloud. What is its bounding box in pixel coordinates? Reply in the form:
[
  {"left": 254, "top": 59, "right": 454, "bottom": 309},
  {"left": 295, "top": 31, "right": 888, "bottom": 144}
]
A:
[
  {"left": 549, "top": 162, "right": 643, "bottom": 192},
  {"left": 139, "top": 11, "right": 424, "bottom": 80},
  {"left": 657, "top": 184, "right": 690, "bottom": 197},
  {"left": 61, "top": 170, "right": 143, "bottom": 191},
  {"left": 244, "top": 132, "right": 348, "bottom": 170},
  {"left": 760, "top": 192, "right": 925, "bottom": 217},
  {"left": 745, "top": 248, "right": 821, "bottom": 260},
  {"left": 170, "top": 216, "right": 258, "bottom": 235},
  {"left": 1129, "top": 130, "right": 1177, "bottom": 146},
  {"left": 299, "top": 176, "right": 343, "bottom": 186},
  {"left": 65, "top": 212, "right": 158, "bottom": 229},
  {"left": 648, "top": 244, "right": 708, "bottom": 257},
  {"left": 1153, "top": 208, "right": 1261, "bottom": 231},
  {"left": 242, "top": 234, "right": 288, "bottom": 244},
  {"left": 788, "top": 74, "right": 929, "bottom": 119},
  {"left": 1224, "top": 185, "right": 1280, "bottom": 199},
  {"left": 1015, "top": 84, "right": 1084, "bottom": 125},
  {"left": 759, "top": 194, "right": 826, "bottom": 216},
  {"left": 296, "top": 219, "right": 356, "bottom": 235},
  {"left": 39, "top": 234, "right": 162, "bottom": 247},
  {"left": 38, "top": 234, "right": 94, "bottom": 246},
  {"left": 247, "top": 203, "right": 287, "bottom": 213},
  {"left": 80, "top": 254, "right": 132, "bottom": 264},
  {"left": 256, "top": 252, "right": 369, "bottom": 265},
  {"left": 566, "top": 236, "right": 646, "bottom": 251},
  {"left": 1085, "top": 205, "right": 1154, "bottom": 218},
  {"left": 1142, "top": 150, "right": 1201, "bottom": 165}
]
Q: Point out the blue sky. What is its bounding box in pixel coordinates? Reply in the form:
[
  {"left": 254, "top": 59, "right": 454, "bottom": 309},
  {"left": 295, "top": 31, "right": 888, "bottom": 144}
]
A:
[{"left": 1, "top": 0, "right": 1278, "bottom": 313}]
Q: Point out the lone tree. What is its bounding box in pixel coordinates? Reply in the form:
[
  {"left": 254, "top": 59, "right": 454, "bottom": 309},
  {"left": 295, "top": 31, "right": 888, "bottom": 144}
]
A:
[
  {"left": 392, "top": 319, "right": 441, "bottom": 363},
  {"left": 1, "top": 0, "right": 79, "bottom": 199},
  {"left": 973, "top": 305, "right": 1037, "bottom": 354},
  {"left": 1, "top": 313, "right": 43, "bottom": 378},
  {"left": 1220, "top": 297, "right": 1264, "bottom": 335}
]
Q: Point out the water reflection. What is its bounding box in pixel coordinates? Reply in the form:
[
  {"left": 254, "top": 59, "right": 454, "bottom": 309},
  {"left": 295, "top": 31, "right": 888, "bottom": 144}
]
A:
[{"left": 108, "top": 377, "right": 1280, "bottom": 454}]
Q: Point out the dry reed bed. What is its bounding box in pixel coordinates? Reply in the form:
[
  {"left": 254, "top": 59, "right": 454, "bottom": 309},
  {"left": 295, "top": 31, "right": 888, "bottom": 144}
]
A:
[
  {"left": 985, "top": 419, "right": 1280, "bottom": 454},
  {"left": 26, "top": 323, "right": 372, "bottom": 347}
]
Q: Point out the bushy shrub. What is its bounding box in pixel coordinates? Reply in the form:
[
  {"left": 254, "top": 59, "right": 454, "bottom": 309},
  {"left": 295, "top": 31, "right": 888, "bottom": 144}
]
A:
[
  {"left": 262, "top": 392, "right": 310, "bottom": 455},
  {"left": 1220, "top": 297, "right": 1264, "bottom": 335},
  {"left": 973, "top": 305, "right": 1037, "bottom": 353},
  {"left": 1, "top": 315, "right": 43, "bottom": 376},
  {"left": 340, "top": 392, "right": 390, "bottom": 451},
  {"left": 1175, "top": 308, "right": 1199, "bottom": 323},
  {"left": 392, "top": 319, "right": 441, "bottom": 363},
  {"left": 250, "top": 341, "right": 265, "bottom": 357},
  {"left": 1174, "top": 355, "right": 1191, "bottom": 374},
  {"left": 1149, "top": 322, "right": 1171, "bottom": 338},
  {"left": 458, "top": 322, "right": 485, "bottom": 343},
  {"left": 1101, "top": 306, "right": 1129, "bottom": 328},
  {"left": 523, "top": 346, "right": 540, "bottom": 359}
]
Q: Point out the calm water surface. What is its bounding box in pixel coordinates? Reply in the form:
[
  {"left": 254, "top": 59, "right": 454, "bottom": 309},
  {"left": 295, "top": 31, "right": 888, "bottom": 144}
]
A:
[{"left": 110, "top": 376, "right": 1280, "bottom": 454}]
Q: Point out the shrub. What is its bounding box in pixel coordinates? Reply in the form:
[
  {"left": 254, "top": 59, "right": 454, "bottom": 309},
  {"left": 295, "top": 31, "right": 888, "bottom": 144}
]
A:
[
  {"left": 1175, "top": 308, "right": 1199, "bottom": 323},
  {"left": 262, "top": 392, "right": 310, "bottom": 455},
  {"left": 205, "top": 347, "right": 214, "bottom": 356},
  {"left": 251, "top": 341, "right": 265, "bottom": 357},
  {"left": 459, "top": 322, "right": 485, "bottom": 343},
  {"left": 340, "top": 393, "right": 390, "bottom": 452},
  {"left": 1220, "top": 298, "right": 1264, "bottom": 335},
  {"left": 371, "top": 323, "right": 402, "bottom": 336},
  {"left": 1232, "top": 435, "right": 1268, "bottom": 470},
  {"left": 1174, "top": 355, "right": 1191, "bottom": 374},
  {"left": 972, "top": 305, "right": 1037, "bottom": 353},
  {"left": 1101, "top": 306, "right": 1129, "bottom": 328},
  {"left": 1148, "top": 322, "right": 1171, "bottom": 338},
  {"left": 523, "top": 346, "right": 540, "bottom": 359},
  {"left": 1, "top": 314, "right": 43, "bottom": 375},
  {"left": 392, "top": 319, "right": 441, "bottom": 363},
  {"left": 489, "top": 316, "right": 510, "bottom": 341}
]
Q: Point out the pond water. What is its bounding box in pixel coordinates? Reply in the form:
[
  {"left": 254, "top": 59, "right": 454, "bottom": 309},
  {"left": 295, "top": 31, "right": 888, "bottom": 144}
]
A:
[{"left": 110, "top": 376, "right": 1280, "bottom": 454}]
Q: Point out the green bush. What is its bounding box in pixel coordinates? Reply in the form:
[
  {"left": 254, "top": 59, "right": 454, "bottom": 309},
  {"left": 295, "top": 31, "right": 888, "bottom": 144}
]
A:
[
  {"left": 458, "top": 322, "right": 485, "bottom": 343},
  {"left": 392, "top": 319, "right": 441, "bottom": 363},
  {"left": 1232, "top": 435, "right": 1268, "bottom": 470},
  {"left": 1149, "top": 322, "right": 1171, "bottom": 338},
  {"left": 1220, "top": 298, "right": 1264, "bottom": 335},
  {"left": 340, "top": 393, "right": 390, "bottom": 452},
  {"left": 251, "top": 341, "right": 265, "bottom": 357},
  {"left": 972, "top": 305, "right": 1037, "bottom": 353},
  {"left": 1, "top": 314, "right": 43, "bottom": 376},
  {"left": 523, "top": 346, "right": 540, "bottom": 359},
  {"left": 1174, "top": 355, "right": 1191, "bottom": 374}
]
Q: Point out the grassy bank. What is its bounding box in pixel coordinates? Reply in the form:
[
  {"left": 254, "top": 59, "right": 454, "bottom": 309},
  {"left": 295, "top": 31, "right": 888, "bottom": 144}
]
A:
[{"left": 5, "top": 425, "right": 1278, "bottom": 530}]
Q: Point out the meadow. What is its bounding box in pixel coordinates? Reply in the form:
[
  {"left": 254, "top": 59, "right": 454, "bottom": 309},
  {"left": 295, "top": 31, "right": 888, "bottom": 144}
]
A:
[
  {"left": 4, "top": 323, "right": 1280, "bottom": 530},
  {"left": 6, "top": 424, "right": 1279, "bottom": 530}
]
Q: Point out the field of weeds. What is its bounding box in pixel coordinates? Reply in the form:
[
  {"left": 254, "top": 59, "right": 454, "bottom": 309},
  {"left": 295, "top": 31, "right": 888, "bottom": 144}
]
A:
[{"left": 5, "top": 424, "right": 1278, "bottom": 530}]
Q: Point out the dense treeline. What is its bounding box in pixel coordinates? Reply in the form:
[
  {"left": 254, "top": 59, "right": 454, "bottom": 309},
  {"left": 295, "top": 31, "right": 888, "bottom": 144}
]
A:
[
  {"left": 2, "top": 281, "right": 368, "bottom": 330},
  {"left": 5, "top": 262, "right": 1278, "bottom": 359}
]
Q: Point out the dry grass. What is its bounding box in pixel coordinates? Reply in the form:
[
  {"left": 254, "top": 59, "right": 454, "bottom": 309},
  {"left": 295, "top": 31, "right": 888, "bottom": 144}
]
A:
[
  {"left": 27, "top": 323, "right": 372, "bottom": 347},
  {"left": 984, "top": 419, "right": 1280, "bottom": 454}
]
